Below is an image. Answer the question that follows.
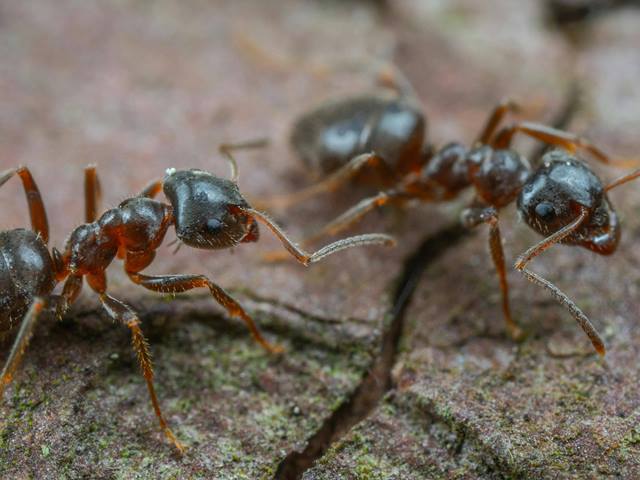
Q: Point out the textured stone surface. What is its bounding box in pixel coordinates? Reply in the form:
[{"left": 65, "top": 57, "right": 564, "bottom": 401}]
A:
[
  {"left": 305, "top": 3, "right": 640, "bottom": 480},
  {"left": 0, "top": 1, "right": 407, "bottom": 478},
  {"left": 1, "top": 0, "right": 639, "bottom": 479}
]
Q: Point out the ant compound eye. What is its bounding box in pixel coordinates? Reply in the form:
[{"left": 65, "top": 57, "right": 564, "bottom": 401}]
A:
[
  {"left": 535, "top": 202, "right": 555, "bottom": 221},
  {"left": 206, "top": 218, "right": 224, "bottom": 234}
]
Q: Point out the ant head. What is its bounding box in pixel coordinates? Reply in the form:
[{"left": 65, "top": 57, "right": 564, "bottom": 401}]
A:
[
  {"left": 467, "top": 146, "right": 531, "bottom": 208},
  {"left": 517, "top": 150, "right": 619, "bottom": 253},
  {"left": 163, "top": 169, "right": 259, "bottom": 250}
]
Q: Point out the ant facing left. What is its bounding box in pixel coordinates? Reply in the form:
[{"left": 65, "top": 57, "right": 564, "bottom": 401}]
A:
[{"left": 260, "top": 88, "right": 640, "bottom": 355}]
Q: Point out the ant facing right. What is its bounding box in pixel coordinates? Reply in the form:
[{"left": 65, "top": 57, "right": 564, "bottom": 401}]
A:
[
  {"left": 0, "top": 146, "right": 393, "bottom": 453},
  {"left": 261, "top": 82, "right": 640, "bottom": 355}
]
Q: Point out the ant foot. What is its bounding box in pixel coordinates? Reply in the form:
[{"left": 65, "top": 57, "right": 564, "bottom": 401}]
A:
[{"left": 507, "top": 324, "right": 526, "bottom": 342}]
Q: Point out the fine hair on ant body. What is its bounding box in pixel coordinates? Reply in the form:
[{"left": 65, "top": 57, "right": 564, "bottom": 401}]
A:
[
  {"left": 260, "top": 90, "right": 640, "bottom": 355},
  {"left": 0, "top": 144, "right": 394, "bottom": 453}
]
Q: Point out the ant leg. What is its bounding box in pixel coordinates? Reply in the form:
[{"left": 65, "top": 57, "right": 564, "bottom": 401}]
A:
[
  {"left": 605, "top": 167, "right": 640, "bottom": 192},
  {"left": 54, "top": 274, "right": 84, "bottom": 317},
  {"left": 139, "top": 177, "right": 169, "bottom": 198},
  {"left": 97, "top": 293, "right": 185, "bottom": 454},
  {"left": 219, "top": 138, "right": 269, "bottom": 183},
  {"left": 124, "top": 262, "right": 283, "bottom": 354},
  {"left": 0, "top": 166, "right": 49, "bottom": 244},
  {"left": 300, "top": 190, "right": 404, "bottom": 247},
  {"left": 84, "top": 165, "right": 102, "bottom": 223},
  {"left": 254, "top": 153, "right": 395, "bottom": 210},
  {"left": 374, "top": 61, "right": 420, "bottom": 100},
  {"left": 475, "top": 99, "right": 522, "bottom": 145},
  {"left": 257, "top": 190, "right": 402, "bottom": 263},
  {"left": 139, "top": 180, "right": 163, "bottom": 199},
  {"left": 0, "top": 283, "right": 81, "bottom": 398},
  {"left": 492, "top": 122, "right": 640, "bottom": 168},
  {"left": 89, "top": 272, "right": 183, "bottom": 451},
  {"left": 0, "top": 298, "right": 46, "bottom": 398},
  {"left": 239, "top": 206, "right": 396, "bottom": 265},
  {"left": 461, "top": 205, "right": 523, "bottom": 340},
  {"left": 514, "top": 206, "right": 605, "bottom": 356}
]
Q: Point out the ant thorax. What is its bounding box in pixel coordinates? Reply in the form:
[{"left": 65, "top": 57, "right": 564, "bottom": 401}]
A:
[
  {"left": 466, "top": 145, "right": 531, "bottom": 208},
  {"left": 63, "top": 223, "right": 118, "bottom": 275},
  {"left": 409, "top": 143, "right": 531, "bottom": 206},
  {"left": 62, "top": 197, "right": 172, "bottom": 275},
  {"left": 413, "top": 142, "right": 470, "bottom": 199}
]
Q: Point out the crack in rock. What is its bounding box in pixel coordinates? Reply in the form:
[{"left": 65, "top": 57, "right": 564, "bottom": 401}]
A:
[{"left": 274, "top": 223, "right": 471, "bottom": 480}]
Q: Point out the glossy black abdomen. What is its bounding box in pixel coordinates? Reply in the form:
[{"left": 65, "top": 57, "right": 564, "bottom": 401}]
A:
[
  {"left": 291, "top": 93, "right": 426, "bottom": 176},
  {"left": 0, "top": 229, "right": 55, "bottom": 333}
]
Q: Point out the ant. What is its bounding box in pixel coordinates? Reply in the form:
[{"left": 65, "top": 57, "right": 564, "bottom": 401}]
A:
[
  {"left": 0, "top": 144, "right": 394, "bottom": 453},
  {"left": 260, "top": 91, "right": 640, "bottom": 354}
]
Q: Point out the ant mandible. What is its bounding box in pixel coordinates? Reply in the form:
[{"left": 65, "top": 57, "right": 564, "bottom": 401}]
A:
[
  {"left": 0, "top": 144, "right": 394, "bottom": 453},
  {"left": 259, "top": 90, "right": 640, "bottom": 354}
]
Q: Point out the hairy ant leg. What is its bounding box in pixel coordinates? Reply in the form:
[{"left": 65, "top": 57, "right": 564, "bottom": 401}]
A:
[
  {"left": 492, "top": 121, "right": 640, "bottom": 168},
  {"left": 123, "top": 248, "right": 282, "bottom": 354},
  {"left": 126, "top": 270, "right": 284, "bottom": 355},
  {"left": 303, "top": 190, "right": 404, "bottom": 242},
  {"left": 461, "top": 204, "right": 523, "bottom": 340},
  {"left": 475, "top": 99, "right": 522, "bottom": 145},
  {"left": 97, "top": 293, "right": 185, "bottom": 454},
  {"left": 139, "top": 180, "right": 164, "bottom": 199},
  {"left": 256, "top": 153, "right": 396, "bottom": 210},
  {"left": 54, "top": 274, "right": 84, "bottom": 317},
  {"left": 514, "top": 206, "right": 605, "bottom": 355},
  {"left": 0, "top": 166, "right": 49, "bottom": 243},
  {"left": 0, "top": 298, "right": 46, "bottom": 397},
  {"left": 84, "top": 165, "right": 102, "bottom": 223}
]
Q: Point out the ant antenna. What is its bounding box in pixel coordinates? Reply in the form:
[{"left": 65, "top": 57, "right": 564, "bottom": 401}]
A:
[
  {"left": 219, "top": 138, "right": 270, "bottom": 183},
  {"left": 236, "top": 207, "right": 395, "bottom": 266},
  {"left": 515, "top": 207, "right": 606, "bottom": 356}
]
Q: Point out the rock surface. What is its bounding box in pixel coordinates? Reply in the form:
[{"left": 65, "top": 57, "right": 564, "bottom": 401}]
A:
[{"left": 0, "top": 0, "right": 639, "bottom": 479}]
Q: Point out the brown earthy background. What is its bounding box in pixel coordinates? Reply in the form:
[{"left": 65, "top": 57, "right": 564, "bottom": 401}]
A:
[{"left": 1, "top": 1, "right": 639, "bottom": 478}]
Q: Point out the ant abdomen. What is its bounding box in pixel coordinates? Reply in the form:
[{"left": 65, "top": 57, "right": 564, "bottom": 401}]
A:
[
  {"left": 291, "top": 93, "right": 427, "bottom": 176},
  {"left": 518, "top": 150, "right": 619, "bottom": 254},
  {"left": 0, "top": 229, "right": 55, "bottom": 332}
]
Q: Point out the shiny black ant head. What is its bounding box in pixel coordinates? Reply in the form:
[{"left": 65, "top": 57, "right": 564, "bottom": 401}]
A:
[
  {"left": 163, "top": 169, "right": 259, "bottom": 250},
  {"left": 467, "top": 146, "right": 531, "bottom": 208},
  {"left": 517, "top": 150, "right": 619, "bottom": 253}
]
